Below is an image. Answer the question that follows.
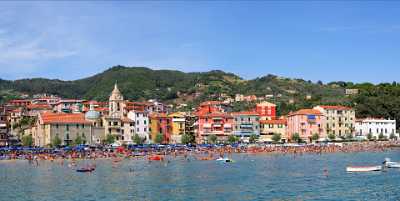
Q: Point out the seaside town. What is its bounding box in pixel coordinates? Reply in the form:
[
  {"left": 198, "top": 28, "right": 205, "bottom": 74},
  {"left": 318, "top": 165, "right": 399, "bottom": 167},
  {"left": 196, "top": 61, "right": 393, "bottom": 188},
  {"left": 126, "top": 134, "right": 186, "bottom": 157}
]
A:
[{"left": 0, "top": 83, "right": 398, "bottom": 150}]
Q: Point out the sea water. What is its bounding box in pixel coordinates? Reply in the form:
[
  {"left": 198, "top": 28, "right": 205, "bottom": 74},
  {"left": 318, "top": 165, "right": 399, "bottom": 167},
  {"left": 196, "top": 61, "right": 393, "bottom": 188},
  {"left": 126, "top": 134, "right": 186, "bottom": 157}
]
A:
[{"left": 1, "top": 150, "right": 400, "bottom": 201}]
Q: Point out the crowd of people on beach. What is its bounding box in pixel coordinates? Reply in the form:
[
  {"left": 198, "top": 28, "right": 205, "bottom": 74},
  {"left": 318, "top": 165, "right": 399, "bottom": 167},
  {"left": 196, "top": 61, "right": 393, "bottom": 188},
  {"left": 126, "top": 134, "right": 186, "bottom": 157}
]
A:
[{"left": 1, "top": 141, "right": 399, "bottom": 164}]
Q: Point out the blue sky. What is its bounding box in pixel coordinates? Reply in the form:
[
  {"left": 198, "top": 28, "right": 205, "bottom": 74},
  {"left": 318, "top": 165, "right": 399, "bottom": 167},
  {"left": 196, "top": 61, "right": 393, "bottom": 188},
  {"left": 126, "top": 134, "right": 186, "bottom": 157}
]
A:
[{"left": 0, "top": 1, "right": 400, "bottom": 83}]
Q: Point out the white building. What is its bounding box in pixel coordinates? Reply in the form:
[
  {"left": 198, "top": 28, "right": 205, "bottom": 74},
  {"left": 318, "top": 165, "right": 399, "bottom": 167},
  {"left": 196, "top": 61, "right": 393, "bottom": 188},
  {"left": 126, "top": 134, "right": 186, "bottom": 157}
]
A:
[
  {"left": 127, "top": 110, "right": 150, "bottom": 143},
  {"left": 355, "top": 118, "right": 397, "bottom": 139}
]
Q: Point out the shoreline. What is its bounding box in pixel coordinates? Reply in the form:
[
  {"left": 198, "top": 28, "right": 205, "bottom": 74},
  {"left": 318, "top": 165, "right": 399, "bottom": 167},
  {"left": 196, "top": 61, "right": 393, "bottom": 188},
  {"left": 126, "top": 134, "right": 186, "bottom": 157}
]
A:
[{"left": 1, "top": 141, "right": 399, "bottom": 162}]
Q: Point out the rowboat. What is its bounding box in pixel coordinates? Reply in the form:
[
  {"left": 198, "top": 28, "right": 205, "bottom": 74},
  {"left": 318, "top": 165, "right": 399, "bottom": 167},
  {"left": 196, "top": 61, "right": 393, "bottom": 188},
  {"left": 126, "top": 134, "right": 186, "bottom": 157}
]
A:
[
  {"left": 383, "top": 158, "right": 400, "bottom": 168},
  {"left": 76, "top": 167, "right": 95, "bottom": 173},
  {"left": 216, "top": 157, "right": 234, "bottom": 163},
  {"left": 148, "top": 155, "right": 164, "bottom": 161},
  {"left": 346, "top": 166, "right": 382, "bottom": 172}
]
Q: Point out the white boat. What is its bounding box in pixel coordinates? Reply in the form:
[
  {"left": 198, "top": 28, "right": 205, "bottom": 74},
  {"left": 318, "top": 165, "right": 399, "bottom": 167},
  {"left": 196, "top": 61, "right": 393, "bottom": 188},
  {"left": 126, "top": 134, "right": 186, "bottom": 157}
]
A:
[
  {"left": 384, "top": 158, "right": 400, "bottom": 168},
  {"left": 216, "top": 157, "right": 234, "bottom": 163},
  {"left": 346, "top": 166, "right": 382, "bottom": 172}
]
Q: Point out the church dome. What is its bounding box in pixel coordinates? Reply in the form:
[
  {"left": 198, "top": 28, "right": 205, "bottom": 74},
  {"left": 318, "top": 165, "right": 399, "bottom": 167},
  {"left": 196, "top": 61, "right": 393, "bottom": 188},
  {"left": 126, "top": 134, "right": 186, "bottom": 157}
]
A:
[
  {"left": 109, "top": 83, "right": 124, "bottom": 101},
  {"left": 85, "top": 103, "right": 100, "bottom": 120}
]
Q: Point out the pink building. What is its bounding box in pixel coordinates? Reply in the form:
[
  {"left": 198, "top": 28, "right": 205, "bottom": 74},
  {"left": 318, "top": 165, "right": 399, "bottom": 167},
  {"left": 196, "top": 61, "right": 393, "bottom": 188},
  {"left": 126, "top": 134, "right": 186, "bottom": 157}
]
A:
[
  {"left": 287, "top": 109, "right": 326, "bottom": 142},
  {"left": 196, "top": 112, "right": 234, "bottom": 144}
]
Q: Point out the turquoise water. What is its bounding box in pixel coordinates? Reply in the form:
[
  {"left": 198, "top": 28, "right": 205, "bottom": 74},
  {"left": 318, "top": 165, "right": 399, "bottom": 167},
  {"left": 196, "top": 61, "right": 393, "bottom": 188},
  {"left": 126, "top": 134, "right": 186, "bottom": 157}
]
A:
[{"left": 1, "top": 150, "right": 400, "bottom": 201}]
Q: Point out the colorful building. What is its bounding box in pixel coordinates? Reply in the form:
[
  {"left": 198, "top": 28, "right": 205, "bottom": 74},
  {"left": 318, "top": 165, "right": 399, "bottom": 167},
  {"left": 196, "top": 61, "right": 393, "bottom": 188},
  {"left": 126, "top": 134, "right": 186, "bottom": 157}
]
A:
[
  {"left": 287, "top": 109, "right": 326, "bottom": 142},
  {"left": 149, "top": 113, "right": 172, "bottom": 144},
  {"left": 196, "top": 111, "right": 234, "bottom": 144},
  {"left": 35, "top": 112, "right": 93, "bottom": 147},
  {"left": 0, "top": 107, "right": 8, "bottom": 146},
  {"left": 168, "top": 112, "right": 186, "bottom": 144},
  {"left": 259, "top": 119, "right": 287, "bottom": 142},
  {"left": 231, "top": 111, "right": 260, "bottom": 141},
  {"left": 104, "top": 83, "right": 134, "bottom": 145},
  {"left": 127, "top": 109, "right": 150, "bottom": 143},
  {"left": 313, "top": 105, "right": 355, "bottom": 138},
  {"left": 355, "top": 118, "right": 397, "bottom": 139},
  {"left": 256, "top": 101, "right": 276, "bottom": 120}
]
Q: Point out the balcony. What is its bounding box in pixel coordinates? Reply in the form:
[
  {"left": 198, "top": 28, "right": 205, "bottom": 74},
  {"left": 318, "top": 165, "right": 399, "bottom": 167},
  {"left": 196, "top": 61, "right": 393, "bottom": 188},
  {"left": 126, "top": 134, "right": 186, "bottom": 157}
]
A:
[{"left": 212, "top": 123, "right": 222, "bottom": 127}]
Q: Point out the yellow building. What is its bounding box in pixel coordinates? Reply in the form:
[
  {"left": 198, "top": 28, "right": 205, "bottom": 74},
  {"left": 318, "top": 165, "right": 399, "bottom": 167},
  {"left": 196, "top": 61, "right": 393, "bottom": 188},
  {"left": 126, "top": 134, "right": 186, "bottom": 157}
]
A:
[
  {"left": 168, "top": 112, "right": 186, "bottom": 144},
  {"left": 259, "top": 119, "right": 287, "bottom": 142},
  {"left": 313, "top": 105, "right": 355, "bottom": 138}
]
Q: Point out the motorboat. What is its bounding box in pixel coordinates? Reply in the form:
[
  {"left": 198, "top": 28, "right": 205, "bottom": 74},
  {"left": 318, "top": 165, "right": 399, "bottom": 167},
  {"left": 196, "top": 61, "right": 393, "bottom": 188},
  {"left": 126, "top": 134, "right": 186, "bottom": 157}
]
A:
[
  {"left": 216, "top": 157, "right": 234, "bottom": 163},
  {"left": 76, "top": 167, "right": 95, "bottom": 173},
  {"left": 383, "top": 158, "right": 400, "bottom": 168},
  {"left": 346, "top": 166, "right": 382, "bottom": 172}
]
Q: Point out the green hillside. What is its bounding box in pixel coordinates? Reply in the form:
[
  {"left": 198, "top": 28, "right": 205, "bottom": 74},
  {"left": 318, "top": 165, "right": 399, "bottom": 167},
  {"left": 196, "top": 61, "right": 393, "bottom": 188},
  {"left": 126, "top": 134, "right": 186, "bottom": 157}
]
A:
[{"left": 2, "top": 65, "right": 400, "bottom": 127}]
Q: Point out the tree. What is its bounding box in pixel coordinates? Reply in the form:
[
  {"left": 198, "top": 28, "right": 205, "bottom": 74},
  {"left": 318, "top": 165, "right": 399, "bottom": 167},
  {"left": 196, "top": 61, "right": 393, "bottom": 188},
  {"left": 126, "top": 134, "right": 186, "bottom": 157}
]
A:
[
  {"left": 272, "top": 133, "right": 281, "bottom": 143},
  {"left": 181, "top": 133, "right": 195, "bottom": 145},
  {"left": 22, "top": 135, "right": 33, "bottom": 147},
  {"left": 311, "top": 133, "right": 319, "bottom": 141},
  {"left": 207, "top": 134, "right": 217, "bottom": 144},
  {"left": 367, "top": 133, "right": 373, "bottom": 141},
  {"left": 291, "top": 133, "right": 301, "bottom": 143},
  {"left": 154, "top": 133, "right": 164, "bottom": 144},
  {"left": 133, "top": 134, "right": 145, "bottom": 145},
  {"left": 105, "top": 134, "right": 116, "bottom": 144},
  {"left": 390, "top": 133, "right": 397, "bottom": 140},
  {"left": 52, "top": 135, "right": 62, "bottom": 147},
  {"left": 328, "top": 133, "right": 336, "bottom": 141},
  {"left": 228, "top": 135, "right": 239, "bottom": 144},
  {"left": 345, "top": 133, "right": 353, "bottom": 141},
  {"left": 74, "top": 136, "right": 83, "bottom": 145},
  {"left": 378, "top": 133, "right": 386, "bottom": 140},
  {"left": 249, "top": 134, "right": 258, "bottom": 144}
]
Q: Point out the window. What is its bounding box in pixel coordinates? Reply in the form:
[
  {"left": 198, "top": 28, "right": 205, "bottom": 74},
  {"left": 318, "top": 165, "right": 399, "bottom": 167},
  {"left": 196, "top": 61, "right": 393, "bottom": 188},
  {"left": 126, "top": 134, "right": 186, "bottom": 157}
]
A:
[
  {"left": 56, "top": 124, "right": 59, "bottom": 129},
  {"left": 109, "top": 122, "right": 112, "bottom": 126},
  {"left": 144, "top": 128, "right": 147, "bottom": 132},
  {"left": 66, "top": 125, "right": 69, "bottom": 131},
  {"left": 121, "top": 122, "right": 124, "bottom": 127},
  {"left": 76, "top": 124, "right": 79, "bottom": 129},
  {"left": 144, "top": 120, "right": 147, "bottom": 125},
  {"left": 121, "top": 129, "right": 124, "bottom": 134},
  {"left": 113, "top": 122, "right": 118, "bottom": 126},
  {"left": 137, "top": 113, "right": 139, "bottom": 117},
  {"left": 137, "top": 120, "right": 139, "bottom": 125},
  {"left": 137, "top": 128, "right": 139, "bottom": 132}
]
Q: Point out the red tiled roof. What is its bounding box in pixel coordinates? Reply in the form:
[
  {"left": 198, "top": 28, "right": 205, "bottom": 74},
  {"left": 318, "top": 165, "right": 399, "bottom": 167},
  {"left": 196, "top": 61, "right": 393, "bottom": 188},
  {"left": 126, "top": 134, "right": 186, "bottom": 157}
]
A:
[
  {"left": 289, "top": 109, "right": 322, "bottom": 116},
  {"left": 260, "top": 119, "right": 287, "bottom": 125},
  {"left": 9, "top": 100, "right": 31, "bottom": 103},
  {"left": 122, "top": 117, "right": 134, "bottom": 122},
  {"left": 150, "top": 113, "right": 170, "bottom": 118},
  {"left": 198, "top": 111, "right": 232, "bottom": 118},
  {"left": 41, "top": 112, "right": 91, "bottom": 124},
  {"left": 317, "top": 105, "right": 352, "bottom": 110},
  {"left": 231, "top": 111, "right": 259, "bottom": 116},
  {"left": 27, "top": 104, "right": 52, "bottom": 110}
]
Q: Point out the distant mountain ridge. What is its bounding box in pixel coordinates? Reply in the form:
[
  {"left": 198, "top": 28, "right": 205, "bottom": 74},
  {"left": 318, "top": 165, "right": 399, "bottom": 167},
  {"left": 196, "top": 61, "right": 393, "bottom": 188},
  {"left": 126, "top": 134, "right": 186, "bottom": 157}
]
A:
[
  {"left": 0, "top": 65, "right": 345, "bottom": 102},
  {"left": 2, "top": 65, "right": 400, "bottom": 127}
]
